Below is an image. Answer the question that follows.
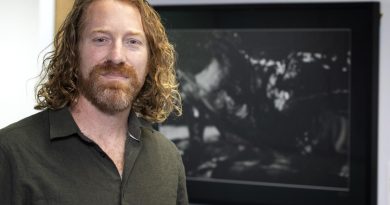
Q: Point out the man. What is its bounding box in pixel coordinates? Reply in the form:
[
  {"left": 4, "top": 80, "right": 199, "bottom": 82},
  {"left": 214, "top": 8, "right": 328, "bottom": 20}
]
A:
[{"left": 0, "top": 0, "right": 188, "bottom": 204}]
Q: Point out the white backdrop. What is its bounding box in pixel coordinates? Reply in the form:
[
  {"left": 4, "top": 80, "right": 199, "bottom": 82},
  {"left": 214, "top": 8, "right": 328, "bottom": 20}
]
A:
[
  {"left": 0, "top": 0, "right": 54, "bottom": 128},
  {"left": 0, "top": 0, "right": 388, "bottom": 204}
]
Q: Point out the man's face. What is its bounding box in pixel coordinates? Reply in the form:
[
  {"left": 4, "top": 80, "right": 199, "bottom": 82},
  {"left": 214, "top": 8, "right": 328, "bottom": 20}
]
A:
[{"left": 78, "top": 0, "right": 149, "bottom": 114}]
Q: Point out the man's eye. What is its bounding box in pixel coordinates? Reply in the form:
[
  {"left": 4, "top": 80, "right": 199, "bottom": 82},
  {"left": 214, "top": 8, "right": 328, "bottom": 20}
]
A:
[
  {"left": 127, "top": 39, "right": 141, "bottom": 45},
  {"left": 93, "top": 37, "right": 108, "bottom": 44}
]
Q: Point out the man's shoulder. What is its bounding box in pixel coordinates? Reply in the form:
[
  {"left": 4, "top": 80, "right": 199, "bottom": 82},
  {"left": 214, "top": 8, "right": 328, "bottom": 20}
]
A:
[
  {"left": 0, "top": 110, "right": 49, "bottom": 146},
  {"left": 0, "top": 110, "right": 48, "bottom": 134},
  {"left": 140, "top": 124, "right": 179, "bottom": 154},
  {"left": 141, "top": 124, "right": 170, "bottom": 142},
  {"left": 139, "top": 125, "right": 184, "bottom": 170}
]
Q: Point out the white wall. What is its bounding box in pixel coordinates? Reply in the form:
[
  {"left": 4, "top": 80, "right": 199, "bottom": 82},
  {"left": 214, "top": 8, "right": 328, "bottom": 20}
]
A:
[
  {"left": 0, "top": 0, "right": 54, "bottom": 128},
  {"left": 0, "top": 0, "right": 388, "bottom": 205},
  {"left": 379, "top": 1, "right": 390, "bottom": 204},
  {"left": 0, "top": 0, "right": 38, "bottom": 128}
]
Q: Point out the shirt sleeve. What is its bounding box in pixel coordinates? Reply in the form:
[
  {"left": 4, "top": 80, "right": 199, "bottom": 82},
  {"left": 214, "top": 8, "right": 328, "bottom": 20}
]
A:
[
  {"left": 0, "top": 145, "right": 12, "bottom": 205},
  {"left": 176, "top": 154, "right": 189, "bottom": 205}
]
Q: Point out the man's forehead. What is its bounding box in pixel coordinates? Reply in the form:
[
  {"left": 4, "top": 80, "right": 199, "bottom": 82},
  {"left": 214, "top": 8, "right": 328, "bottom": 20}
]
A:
[
  {"left": 82, "top": 0, "right": 140, "bottom": 22},
  {"left": 81, "top": 0, "right": 144, "bottom": 34}
]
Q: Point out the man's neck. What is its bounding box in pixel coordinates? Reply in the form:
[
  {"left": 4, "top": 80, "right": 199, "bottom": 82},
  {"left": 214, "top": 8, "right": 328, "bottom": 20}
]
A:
[{"left": 69, "top": 96, "right": 130, "bottom": 145}]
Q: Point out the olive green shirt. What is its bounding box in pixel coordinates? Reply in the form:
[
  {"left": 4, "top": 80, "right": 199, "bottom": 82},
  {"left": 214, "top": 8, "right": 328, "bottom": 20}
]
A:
[{"left": 0, "top": 108, "right": 188, "bottom": 205}]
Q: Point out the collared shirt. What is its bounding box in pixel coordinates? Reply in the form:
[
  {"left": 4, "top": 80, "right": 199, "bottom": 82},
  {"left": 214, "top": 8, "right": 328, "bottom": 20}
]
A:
[{"left": 0, "top": 108, "right": 188, "bottom": 205}]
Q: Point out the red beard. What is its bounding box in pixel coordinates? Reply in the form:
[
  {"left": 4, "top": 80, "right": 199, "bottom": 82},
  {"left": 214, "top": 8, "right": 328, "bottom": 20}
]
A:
[{"left": 79, "top": 61, "right": 142, "bottom": 115}]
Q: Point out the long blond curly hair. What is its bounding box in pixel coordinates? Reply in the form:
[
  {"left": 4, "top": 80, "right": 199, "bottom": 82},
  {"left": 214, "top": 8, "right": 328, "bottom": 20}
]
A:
[{"left": 35, "top": 0, "right": 182, "bottom": 123}]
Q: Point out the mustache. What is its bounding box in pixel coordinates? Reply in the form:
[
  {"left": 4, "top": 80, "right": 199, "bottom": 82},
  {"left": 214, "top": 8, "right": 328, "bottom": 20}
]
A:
[{"left": 91, "top": 61, "right": 135, "bottom": 78}]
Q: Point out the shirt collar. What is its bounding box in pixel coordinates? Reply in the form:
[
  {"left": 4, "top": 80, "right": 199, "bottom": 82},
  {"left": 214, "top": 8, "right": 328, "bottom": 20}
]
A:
[
  {"left": 48, "top": 107, "right": 152, "bottom": 142},
  {"left": 49, "top": 107, "right": 79, "bottom": 140}
]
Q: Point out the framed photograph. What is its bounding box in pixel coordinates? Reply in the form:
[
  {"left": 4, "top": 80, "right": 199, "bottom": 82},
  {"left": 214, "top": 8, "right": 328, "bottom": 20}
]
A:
[{"left": 156, "top": 3, "right": 379, "bottom": 205}]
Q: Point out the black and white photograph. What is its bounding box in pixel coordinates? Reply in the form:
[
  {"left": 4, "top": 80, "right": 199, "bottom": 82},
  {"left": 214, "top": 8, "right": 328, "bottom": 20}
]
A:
[{"left": 160, "top": 29, "right": 351, "bottom": 190}]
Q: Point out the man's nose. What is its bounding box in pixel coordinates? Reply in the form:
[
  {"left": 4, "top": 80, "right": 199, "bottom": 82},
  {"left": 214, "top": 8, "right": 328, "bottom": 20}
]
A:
[{"left": 107, "top": 41, "right": 125, "bottom": 64}]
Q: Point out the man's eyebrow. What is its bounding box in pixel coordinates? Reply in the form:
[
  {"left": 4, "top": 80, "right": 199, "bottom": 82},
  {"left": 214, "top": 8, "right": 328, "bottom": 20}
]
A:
[
  {"left": 90, "top": 28, "right": 144, "bottom": 36},
  {"left": 90, "top": 29, "right": 110, "bottom": 35}
]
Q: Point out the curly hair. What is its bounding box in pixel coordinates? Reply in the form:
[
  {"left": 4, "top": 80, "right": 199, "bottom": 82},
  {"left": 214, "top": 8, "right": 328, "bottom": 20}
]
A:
[{"left": 35, "top": 0, "right": 182, "bottom": 123}]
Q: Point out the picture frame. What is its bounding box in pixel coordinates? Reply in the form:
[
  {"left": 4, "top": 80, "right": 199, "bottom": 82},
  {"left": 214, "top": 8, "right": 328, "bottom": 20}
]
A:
[{"left": 156, "top": 2, "right": 379, "bottom": 205}]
